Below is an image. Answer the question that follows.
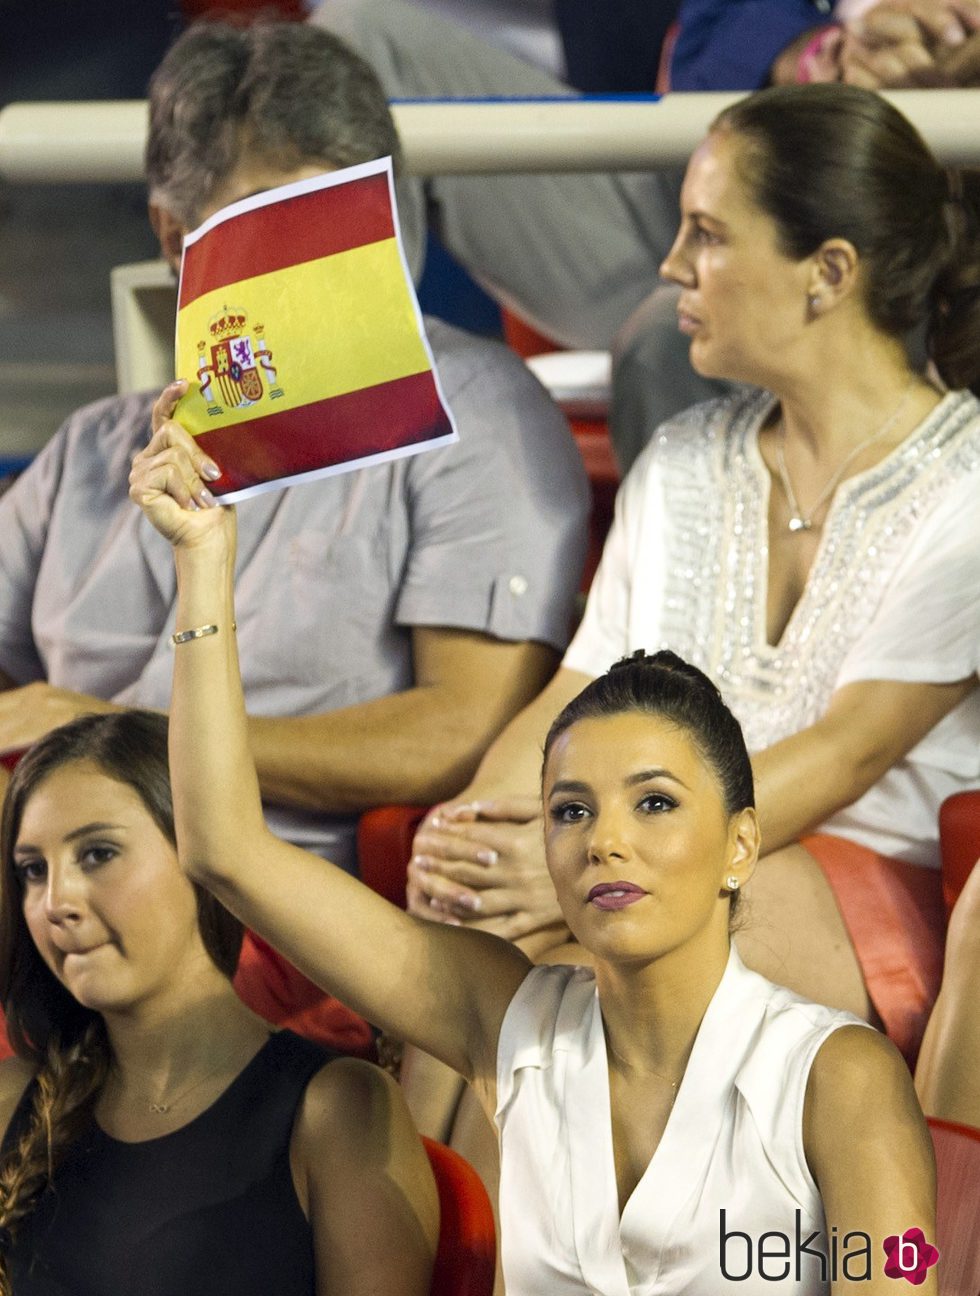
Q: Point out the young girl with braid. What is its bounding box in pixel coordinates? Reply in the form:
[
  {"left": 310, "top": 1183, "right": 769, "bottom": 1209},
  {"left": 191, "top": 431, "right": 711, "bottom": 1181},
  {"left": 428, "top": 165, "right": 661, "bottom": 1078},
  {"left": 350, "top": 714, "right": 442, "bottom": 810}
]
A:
[{"left": 0, "top": 711, "right": 437, "bottom": 1296}]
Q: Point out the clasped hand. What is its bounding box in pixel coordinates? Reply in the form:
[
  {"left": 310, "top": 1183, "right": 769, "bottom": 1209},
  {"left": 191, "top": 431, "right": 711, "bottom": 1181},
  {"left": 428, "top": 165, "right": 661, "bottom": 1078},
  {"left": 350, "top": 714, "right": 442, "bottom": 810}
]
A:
[
  {"left": 407, "top": 795, "right": 570, "bottom": 953},
  {"left": 842, "top": 0, "right": 980, "bottom": 87}
]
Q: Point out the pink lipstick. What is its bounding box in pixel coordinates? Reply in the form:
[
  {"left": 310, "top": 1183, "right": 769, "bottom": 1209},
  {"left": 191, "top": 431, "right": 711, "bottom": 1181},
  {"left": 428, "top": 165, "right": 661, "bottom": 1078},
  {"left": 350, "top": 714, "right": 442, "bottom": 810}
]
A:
[{"left": 587, "top": 882, "right": 647, "bottom": 910}]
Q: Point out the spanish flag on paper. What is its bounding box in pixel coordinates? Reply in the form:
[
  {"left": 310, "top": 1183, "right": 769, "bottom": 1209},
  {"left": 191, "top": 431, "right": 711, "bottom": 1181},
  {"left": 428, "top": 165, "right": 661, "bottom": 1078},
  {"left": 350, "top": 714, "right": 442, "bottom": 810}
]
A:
[{"left": 175, "top": 157, "right": 458, "bottom": 502}]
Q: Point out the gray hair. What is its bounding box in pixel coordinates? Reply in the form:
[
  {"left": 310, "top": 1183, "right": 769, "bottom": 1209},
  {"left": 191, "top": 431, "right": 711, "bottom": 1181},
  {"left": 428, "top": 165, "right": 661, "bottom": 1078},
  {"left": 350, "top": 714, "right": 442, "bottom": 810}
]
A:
[{"left": 146, "top": 21, "right": 402, "bottom": 227}]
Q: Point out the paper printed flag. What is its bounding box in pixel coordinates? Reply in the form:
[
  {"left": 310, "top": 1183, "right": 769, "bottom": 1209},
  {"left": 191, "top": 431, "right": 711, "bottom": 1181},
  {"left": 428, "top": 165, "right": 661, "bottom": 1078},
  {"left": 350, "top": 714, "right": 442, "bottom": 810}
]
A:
[{"left": 175, "top": 157, "right": 458, "bottom": 502}]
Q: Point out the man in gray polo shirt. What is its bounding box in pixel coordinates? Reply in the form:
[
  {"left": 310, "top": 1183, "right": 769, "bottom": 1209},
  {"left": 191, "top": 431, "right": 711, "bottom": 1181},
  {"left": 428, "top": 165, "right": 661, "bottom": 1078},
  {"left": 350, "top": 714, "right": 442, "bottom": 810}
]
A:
[{"left": 0, "top": 28, "right": 587, "bottom": 898}]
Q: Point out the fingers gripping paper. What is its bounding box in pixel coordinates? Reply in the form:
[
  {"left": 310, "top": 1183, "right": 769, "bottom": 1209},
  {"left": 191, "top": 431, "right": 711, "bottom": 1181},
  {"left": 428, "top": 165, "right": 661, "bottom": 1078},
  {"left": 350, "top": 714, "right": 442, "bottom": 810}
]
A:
[{"left": 175, "top": 158, "right": 458, "bottom": 502}]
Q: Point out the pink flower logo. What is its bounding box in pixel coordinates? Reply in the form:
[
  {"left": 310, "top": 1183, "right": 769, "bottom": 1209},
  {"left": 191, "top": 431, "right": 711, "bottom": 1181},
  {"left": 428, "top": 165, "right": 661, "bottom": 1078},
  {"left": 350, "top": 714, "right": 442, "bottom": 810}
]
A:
[{"left": 883, "top": 1229, "right": 939, "bottom": 1284}]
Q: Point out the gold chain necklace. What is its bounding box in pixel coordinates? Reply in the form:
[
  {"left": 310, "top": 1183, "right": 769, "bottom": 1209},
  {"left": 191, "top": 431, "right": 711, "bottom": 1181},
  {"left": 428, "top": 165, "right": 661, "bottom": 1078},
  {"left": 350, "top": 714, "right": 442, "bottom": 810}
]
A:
[
  {"left": 109, "top": 1057, "right": 239, "bottom": 1115},
  {"left": 775, "top": 378, "right": 916, "bottom": 533},
  {"left": 145, "top": 1063, "right": 232, "bottom": 1115}
]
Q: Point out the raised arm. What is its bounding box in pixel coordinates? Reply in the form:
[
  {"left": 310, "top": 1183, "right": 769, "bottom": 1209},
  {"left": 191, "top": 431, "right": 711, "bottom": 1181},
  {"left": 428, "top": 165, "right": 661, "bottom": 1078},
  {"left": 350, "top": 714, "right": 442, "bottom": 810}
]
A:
[{"left": 128, "top": 388, "right": 530, "bottom": 1083}]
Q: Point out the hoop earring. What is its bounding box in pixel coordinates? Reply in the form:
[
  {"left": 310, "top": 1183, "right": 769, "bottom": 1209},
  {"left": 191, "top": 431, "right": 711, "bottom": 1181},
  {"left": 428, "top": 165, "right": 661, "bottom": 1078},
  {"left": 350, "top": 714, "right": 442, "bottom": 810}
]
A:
[{"left": 726, "top": 875, "right": 740, "bottom": 892}]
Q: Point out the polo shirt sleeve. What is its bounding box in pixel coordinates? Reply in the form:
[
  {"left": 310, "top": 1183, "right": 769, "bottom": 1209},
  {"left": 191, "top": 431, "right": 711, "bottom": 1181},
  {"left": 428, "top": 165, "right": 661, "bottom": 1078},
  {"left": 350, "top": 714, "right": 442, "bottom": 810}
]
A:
[
  {"left": 0, "top": 424, "right": 70, "bottom": 683},
  {"left": 670, "top": 0, "right": 829, "bottom": 90},
  {"left": 394, "top": 328, "right": 590, "bottom": 651}
]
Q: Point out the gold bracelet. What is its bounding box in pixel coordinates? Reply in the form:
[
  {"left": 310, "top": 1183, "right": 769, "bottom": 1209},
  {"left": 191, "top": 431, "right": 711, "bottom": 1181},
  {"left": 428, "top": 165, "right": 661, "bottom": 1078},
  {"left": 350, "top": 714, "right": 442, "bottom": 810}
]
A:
[{"left": 170, "top": 621, "right": 236, "bottom": 647}]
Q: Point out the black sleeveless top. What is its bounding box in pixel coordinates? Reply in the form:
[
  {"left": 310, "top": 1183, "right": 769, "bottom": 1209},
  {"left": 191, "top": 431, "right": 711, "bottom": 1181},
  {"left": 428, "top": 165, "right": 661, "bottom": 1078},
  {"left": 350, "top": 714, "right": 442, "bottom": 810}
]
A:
[{"left": 2, "top": 1030, "right": 334, "bottom": 1296}]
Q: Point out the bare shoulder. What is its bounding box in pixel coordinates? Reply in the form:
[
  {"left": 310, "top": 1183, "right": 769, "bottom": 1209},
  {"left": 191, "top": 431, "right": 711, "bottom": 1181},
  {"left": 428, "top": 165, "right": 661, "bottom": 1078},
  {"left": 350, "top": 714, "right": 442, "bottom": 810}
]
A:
[
  {"left": 290, "top": 1057, "right": 438, "bottom": 1244},
  {"left": 808, "top": 1024, "right": 913, "bottom": 1107},
  {"left": 291, "top": 1057, "right": 426, "bottom": 1185},
  {"left": 0, "top": 1056, "right": 36, "bottom": 1138},
  {"left": 804, "top": 1025, "right": 930, "bottom": 1178},
  {"left": 295, "top": 1056, "right": 402, "bottom": 1144}
]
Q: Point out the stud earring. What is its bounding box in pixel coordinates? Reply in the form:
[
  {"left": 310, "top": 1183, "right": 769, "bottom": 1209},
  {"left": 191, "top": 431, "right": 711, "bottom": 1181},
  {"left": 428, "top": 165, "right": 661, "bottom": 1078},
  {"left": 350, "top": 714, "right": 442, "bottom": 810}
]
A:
[
  {"left": 726, "top": 875, "right": 740, "bottom": 892},
  {"left": 808, "top": 293, "right": 821, "bottom": 314}
]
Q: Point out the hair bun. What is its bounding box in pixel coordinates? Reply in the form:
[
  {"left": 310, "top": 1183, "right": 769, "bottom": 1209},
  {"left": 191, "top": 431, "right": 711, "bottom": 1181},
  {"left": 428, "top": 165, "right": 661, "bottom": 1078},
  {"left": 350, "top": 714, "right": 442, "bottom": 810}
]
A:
[{"left": 929, "top": 167, "right": 980, "bottom": 395}]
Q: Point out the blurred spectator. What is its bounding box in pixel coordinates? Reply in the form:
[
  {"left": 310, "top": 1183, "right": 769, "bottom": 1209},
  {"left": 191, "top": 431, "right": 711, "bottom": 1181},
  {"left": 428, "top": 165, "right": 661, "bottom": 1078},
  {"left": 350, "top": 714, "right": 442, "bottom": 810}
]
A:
[
  {"left": 555, "top": 0, "right": 681, "bottom": 91},
  {"left": 670, "top": 0, "right": 980, "bottom": 88}
]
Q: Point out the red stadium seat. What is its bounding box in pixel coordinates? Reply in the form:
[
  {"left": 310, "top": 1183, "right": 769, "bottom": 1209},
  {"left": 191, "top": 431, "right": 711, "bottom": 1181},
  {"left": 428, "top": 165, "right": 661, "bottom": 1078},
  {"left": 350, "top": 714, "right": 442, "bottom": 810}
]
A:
[
  {"left": 357, "top": 804, "right": 429, "bottom": 910},
  {"left": 233, "top": 931, "right": 375, "bottom": 1057},
  {"left": 939, "top": 790, "right": 980, "bottom": 919},
  {"left": 927, "top": 1117, "right": 980, "bottom": 1296},
  {"left": 423, "top": 1137, "right": 497, "bottom": 1296}
]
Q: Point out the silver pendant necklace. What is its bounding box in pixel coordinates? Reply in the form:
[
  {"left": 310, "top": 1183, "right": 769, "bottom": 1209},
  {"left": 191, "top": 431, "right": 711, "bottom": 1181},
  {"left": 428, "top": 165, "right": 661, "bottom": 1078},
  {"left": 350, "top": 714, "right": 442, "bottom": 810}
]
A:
[{"left": 775, "top": 378, "right": 916, "bottom": 533}]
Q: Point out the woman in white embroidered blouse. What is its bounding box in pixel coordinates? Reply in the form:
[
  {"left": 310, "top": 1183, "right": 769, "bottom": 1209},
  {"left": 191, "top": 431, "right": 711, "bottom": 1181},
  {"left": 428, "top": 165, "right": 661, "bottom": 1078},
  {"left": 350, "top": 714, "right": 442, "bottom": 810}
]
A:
[{"left": 402, "top": 85, "right": 980, "bottom": 1110}]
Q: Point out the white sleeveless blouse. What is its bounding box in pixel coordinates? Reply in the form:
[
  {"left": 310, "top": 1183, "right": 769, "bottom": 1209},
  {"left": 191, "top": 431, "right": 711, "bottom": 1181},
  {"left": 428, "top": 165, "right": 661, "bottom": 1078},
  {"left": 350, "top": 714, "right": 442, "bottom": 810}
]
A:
[{"left": 495, "top": 950, "right": 866, "bottom": 1295}]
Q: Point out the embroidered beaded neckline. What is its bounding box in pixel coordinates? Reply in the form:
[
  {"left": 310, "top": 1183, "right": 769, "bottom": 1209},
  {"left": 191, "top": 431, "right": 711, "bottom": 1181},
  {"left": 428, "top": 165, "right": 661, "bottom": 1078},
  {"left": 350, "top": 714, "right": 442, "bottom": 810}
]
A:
[{"left": 774, "top": 379, "right": 916, "bottom": 532}]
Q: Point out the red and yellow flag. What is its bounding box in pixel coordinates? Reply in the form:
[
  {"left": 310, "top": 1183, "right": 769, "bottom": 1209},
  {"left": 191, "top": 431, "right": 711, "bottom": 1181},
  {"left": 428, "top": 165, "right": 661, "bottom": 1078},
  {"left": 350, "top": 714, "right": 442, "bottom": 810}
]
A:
[{"left": 175, "top": 158, "right": 457, "bottom": 502}]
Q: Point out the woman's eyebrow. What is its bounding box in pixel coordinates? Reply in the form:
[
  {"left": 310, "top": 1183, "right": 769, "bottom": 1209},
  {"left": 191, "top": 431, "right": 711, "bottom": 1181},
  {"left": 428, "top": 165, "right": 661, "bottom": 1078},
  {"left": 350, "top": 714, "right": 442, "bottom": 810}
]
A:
[
  {"left": 15, "top": 822, "right": 125, "bottom": 855},
  {"left": 547, "top": 779, "right": 591, "bottom": 796},
  {"left": 64, "top": 821, "right": 125, "bottom": 843},
  {"left": 624, "top": 768, "right": 690, "bottom": 790},
  {"left": 685, "top": 208, "right": 728, "bottom": 229}
]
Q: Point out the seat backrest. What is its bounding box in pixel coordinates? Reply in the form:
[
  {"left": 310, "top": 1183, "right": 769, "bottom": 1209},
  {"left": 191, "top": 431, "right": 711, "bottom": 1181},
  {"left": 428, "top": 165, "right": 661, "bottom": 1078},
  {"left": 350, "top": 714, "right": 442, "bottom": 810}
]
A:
[
  {"left": 422, "top": 1137, "right": 496, "bottom": 1296},
  {"left": 939, "top": 790, "right": 980, "bottom": 918},
  {"left": 357, "top": 804, "right": 429, "bottom": 909},
  {"left": 927, "top": 1116, "right": 980, "bottom": 1296}
]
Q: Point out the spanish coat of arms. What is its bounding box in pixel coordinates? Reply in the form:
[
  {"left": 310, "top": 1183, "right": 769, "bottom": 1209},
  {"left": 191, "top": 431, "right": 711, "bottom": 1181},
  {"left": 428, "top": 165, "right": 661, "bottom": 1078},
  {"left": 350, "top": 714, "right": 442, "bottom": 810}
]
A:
[{"left": 196, "top": 307, "right": 284, "bottom": 416}]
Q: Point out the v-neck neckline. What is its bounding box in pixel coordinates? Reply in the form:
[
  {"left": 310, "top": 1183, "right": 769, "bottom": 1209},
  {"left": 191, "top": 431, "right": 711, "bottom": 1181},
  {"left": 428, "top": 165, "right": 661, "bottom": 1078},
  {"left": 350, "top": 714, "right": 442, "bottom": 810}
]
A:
[
  {"left": 743, "top": 390, "right": 956, "bottom": 655},
  {"left": 564, "top": 949, "right": 764, "bottom": 1294}
]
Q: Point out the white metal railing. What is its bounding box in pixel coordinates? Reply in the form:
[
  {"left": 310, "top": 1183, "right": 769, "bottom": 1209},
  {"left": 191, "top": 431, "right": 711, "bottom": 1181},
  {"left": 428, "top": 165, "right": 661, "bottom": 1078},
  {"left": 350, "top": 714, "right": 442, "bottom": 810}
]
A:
[{"left": 2, "top": 91, "right": 979, "bottom": 183}]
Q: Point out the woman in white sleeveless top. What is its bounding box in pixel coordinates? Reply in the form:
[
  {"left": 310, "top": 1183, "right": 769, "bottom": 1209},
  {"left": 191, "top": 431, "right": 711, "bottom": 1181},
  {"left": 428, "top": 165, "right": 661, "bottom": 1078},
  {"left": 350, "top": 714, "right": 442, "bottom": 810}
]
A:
[{"left": 120, "top": 394, "right": 945, "bottom": 1296}]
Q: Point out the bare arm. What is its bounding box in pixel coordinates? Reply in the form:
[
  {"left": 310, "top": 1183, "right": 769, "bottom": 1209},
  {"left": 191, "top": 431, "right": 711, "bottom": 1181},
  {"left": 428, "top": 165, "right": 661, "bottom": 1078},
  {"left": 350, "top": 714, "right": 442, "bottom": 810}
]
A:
[
  {"left": 129, "top": 397, "right": 530, "bottom": 1081},
  {"left": 805, "top": 1027, "right": 938, "bottom": 1294},
  {"left": 752, "top": 674, "right": 976, "bottom": 853},
  {"left": 294, "top": 1059, "right": 439, "bottom": 1296},
  {"left": 454, "top": 665, "right": 590, "bottom": 801},
  {"left": 247, "top": 631, "right": 557, "bottom": 814},
  {"left": 0, "top": 684, "right": 124, "bottom": 759}
]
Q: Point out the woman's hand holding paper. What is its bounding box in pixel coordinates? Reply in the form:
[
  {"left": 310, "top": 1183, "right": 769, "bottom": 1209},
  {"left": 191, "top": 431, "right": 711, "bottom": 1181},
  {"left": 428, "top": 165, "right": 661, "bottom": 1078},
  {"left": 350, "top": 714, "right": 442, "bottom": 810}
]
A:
[{"left": 129, "top": 381, "right": 233, "bottom": 552}]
